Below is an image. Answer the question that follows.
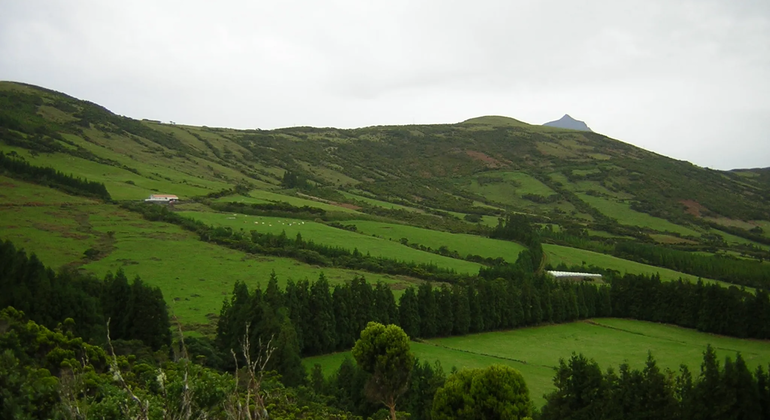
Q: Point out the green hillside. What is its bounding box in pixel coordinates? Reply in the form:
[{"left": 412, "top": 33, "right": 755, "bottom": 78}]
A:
[
  {"left": 2, "top": 81, "right": 770, "bottom": 318},
  {"left": 3, "top": 81, "right": 770, "bottom": 419}
]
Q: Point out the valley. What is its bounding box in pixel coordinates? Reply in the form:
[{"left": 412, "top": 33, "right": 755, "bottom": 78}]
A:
[{"left": 2, "top": 81, "right": 770, "bottom": 417}]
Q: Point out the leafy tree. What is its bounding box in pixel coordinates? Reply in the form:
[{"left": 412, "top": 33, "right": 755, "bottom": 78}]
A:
[
  {"left": 352, "top": 322, "right": 415, "bottom": 420},
  {"left": 432, "top": 364, "right": 532, "bottom": 420}
]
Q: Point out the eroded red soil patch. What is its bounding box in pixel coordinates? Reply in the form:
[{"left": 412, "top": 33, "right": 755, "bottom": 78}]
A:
[
  {"left": 680, "top": 199, "right": 706, "bottom": 217},
  {"left": 465, "top": 150, "right": 504, "bottom": 168}
]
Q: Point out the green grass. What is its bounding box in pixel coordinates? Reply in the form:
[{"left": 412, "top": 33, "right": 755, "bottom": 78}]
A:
[
  {"left": 544, "top": 243, "right": 734, "bottom": 287},
  {"left": 226, "top": 189, "right": 362, "bottom": 214},
  {"left": 0, "top": 175, "right": 95, "bottom": 205},
  {"left": 461, "top": 171, "right": 556, "bottom": 207},
  {"left": 178, "top": 211, "right": 483, "bottom": 275},
  {"left": 349, "top": 220, "right": 527, "bottom": 263},
  {"left": 304, "top": 318, "right": 770, "bottom": 406},
  {"left": 339, "top": 190, "right": 422, "bottom": 212},
  {"left": 712, "top": 228, "right": 770, "bottom": 252},
  {"left": 0, "top": 144, "right": 231, "bottom": 200},
  {"left": 576, "top": 193, "right": 703, "bottom": 237},
  {"left": 0, "top": 183, "right": 421, "bottom": 327}
]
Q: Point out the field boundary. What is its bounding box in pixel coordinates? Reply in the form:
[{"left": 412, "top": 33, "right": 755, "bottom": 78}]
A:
[{"left": 416, "top": 339, "right": 557, "bottom": 370}]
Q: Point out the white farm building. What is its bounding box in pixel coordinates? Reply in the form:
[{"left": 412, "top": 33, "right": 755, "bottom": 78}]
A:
[
  {"left": 144, "top": 194, "right": 179, "bottom": 203},
  {"left": 546, "top": 271, "right": 603, "bottom": 281}
]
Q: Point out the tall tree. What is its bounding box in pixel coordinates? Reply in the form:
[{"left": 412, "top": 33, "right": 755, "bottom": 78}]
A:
[
  {"left": 398, "top": 287, "right": 421, "bottom": 339},
  {"left": 352, "top": 322, "right": 415, "bottom": 420},
  {"left": 417, "top": 283, "right": 437, "bottom": 338}
]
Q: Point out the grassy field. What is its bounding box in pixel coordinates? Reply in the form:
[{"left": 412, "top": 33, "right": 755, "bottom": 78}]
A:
[
  {"left": 0, "top": 144, "right": 234, "bottom": 200},
  {"left": 0, "top": 179, "right": 423, "bottom": 327},
  {"left": 338, "top": 191, "right": 423, "bottom": 212},
  {"left": 349, "top": 220, "right": 527, "bottom": 263},
  {"left": 543, "top": 243, "right": 734, "bottom": 287},
  {"left": 304, "top": 318, "right": 770, "bottom": 406},
  {"left": 218, "top": 190, "right": 362, "bottom": 214},
  {"left": 178, "top": 211, "right": 483, "bottom": 275},
  {"left": 460, "top": 171, "right": 556, "bottom": 207},
  {"left": 576, "top": 193, "right": 703, "bottom": 237}
]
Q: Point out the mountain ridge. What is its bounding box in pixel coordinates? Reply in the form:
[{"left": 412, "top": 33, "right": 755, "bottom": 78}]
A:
[
  {"left": 1, "top": 81, "right": 769, "bottom": 230},
  {"left": 543, "top": 114, "right": 593, "bottom": 131}
]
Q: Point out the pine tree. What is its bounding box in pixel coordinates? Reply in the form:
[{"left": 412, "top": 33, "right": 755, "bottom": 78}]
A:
[
  {"left": 398, "top": 287, "right": 421, "bottom": 339},
  {"left": 308, "top": 273, "right": 336, "bottom": 354},
  {"left": 451, "top": 285, "right": 470, "bottom": 336},
  {"left": 272, "top": 317, "right": 306, "bottom": 387},
  {"left": 102, "top": 270, "right": 131, "bottom": 339},
  {"left": 417, "top": 283, "right": 437, "bottom": 338}
]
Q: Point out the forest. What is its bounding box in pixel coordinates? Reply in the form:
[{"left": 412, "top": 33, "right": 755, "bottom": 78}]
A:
[{"left": 3, "top": 236, "right": 770, "bottom": 418}]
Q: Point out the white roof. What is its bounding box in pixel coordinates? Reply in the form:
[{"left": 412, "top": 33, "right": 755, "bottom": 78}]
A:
[{"left": 547, "top": 270, "right": 602, "bottom": 278}]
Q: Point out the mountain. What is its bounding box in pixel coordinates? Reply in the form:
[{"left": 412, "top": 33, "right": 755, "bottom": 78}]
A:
[
  {"left": 543, "top": 114, "right": 593, "bottom": 131},
  {"left": 1, "top": 81, "right": 769, "bottom": 257}
]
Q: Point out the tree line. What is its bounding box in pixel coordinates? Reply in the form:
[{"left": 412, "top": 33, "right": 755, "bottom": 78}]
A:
[
  {"left": 614, "top": 241, "right": 770, "bottom": 289},
  {"left": 0, "top": 151, "right": 111, "bottom": 200},
  {"left": 540, "top": 347, "right": 770, "bottom": 420},
  {"left": 0, "top": 239, "right": 170, "bottom": 349},
  {"left": 215, "top": 272, "right": 612, "bottom": 363},
  {"left": 611, "top": 274, "right": 770, "bottom": 339}
]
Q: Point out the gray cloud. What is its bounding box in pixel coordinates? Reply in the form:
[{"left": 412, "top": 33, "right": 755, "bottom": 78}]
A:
[{"left": 1, "top": 0, "right": 768, "bottom": 169}]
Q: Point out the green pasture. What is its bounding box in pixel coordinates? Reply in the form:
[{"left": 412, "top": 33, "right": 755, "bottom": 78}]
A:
[
  {"left": 349, "top": 220, "right": 527, "bottom": 263},
  {"left": 304, "top": 318, "right": 770, "bottom": 406},
  {"left": 338, "top": 190, "right": 422, "bottom": 212},
  {"left": 0, "top": 191, "right": 418, "bottom": 327},
  {"left": 0, "top": 175, "right": 95, "bottom": 205},
  {"left": 461, "top": 171, "right": 556, "bottom": 207},
  {"left": 576, "top": 193, "right": 703, "bottom": 237},
  {"left": 712, "top": 228, "right": 770, "bottom": 252},
  {"left": 178, "top": 211, "right": 483, "bottom": 275},
  {"left": 543, "top": 244, "right": 738, "bottom": 288},
  {"left": 221, "top": 189, "right": 362, "bottom": 214},
  {"left": 0, "top": 144, "right": 231, "bottom": 200}
]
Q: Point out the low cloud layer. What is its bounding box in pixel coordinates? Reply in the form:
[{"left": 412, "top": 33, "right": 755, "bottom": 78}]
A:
[{"left": 1, "top": 0, "right": 768, "bottom": 169}]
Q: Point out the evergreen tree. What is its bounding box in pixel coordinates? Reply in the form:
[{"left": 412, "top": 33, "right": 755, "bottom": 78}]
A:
[
  {"left": 398, "top": 287, "right": 421, "bottom": 339},
  {"left": 332, "top": 283, "right": 356, "bottom": 349},
  {"left": 417, "top": 283, "right": 437, "bottom": 338},
  {"left": 451, "top": 284, "right": 470, "bottom": 335},
  {"left": 271, "top": 316, "right": 306, "bottom": 387},
  {"left": 101, "top": 270, "right": 131, "bottom": 339},
  {"left": 435, "top": 286, "right": 454, "bottom": 336},
  {"left": 307, "top": 274, "right": 336, "bottom": 355},
  {"left": 541, "top": 353, "right": 609, "bottom": 420},
  {"left": 467, "top": 284, "right": 484, "bottom": 333}
]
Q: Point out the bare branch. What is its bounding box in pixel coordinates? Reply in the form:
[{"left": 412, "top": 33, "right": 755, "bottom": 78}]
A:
[{"left": 106, "top": 318, "right": 150, "bottom": 420}]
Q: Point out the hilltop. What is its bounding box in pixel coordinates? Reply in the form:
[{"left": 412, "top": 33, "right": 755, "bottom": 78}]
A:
[{"left": 543, "top": 114, "right": 593, "bottom": 131}]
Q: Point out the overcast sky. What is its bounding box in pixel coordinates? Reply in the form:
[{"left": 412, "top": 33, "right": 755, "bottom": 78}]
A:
[{"left": 1, "top": 0, "right": 768, "bottom": 170}]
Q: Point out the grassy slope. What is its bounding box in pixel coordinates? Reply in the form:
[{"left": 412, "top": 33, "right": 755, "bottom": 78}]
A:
[
  {"left": 0, "top": 144, "right": 232, "bottom": 200},
  {"left": 349, "top": 220, "right": 528, "bottom": 263},
  {"left": 218, "top": 190, "right": 362, "bottom": 214},
  {"left": 576, "top": 193, "right": 703, "bottom": 237},
  {"left": 304, "top": 318, "right": 770, "bottom": 406},
  {"left": 179, "top": 211, "right": 483, "bottom": 275},
  {"left": 543, "top": 243, "right": 737, "bottom": 288},
  {"left": 0, "top": 178, "right": 422, "bottom": 327}
]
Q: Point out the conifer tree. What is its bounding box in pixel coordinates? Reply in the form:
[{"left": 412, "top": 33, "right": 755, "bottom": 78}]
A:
[
  {"left": 417, "top": 283, "right": 437, "bottom": 338},
  {"left": 398, "top": 287, "right": 421, "bottom": 339}
]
